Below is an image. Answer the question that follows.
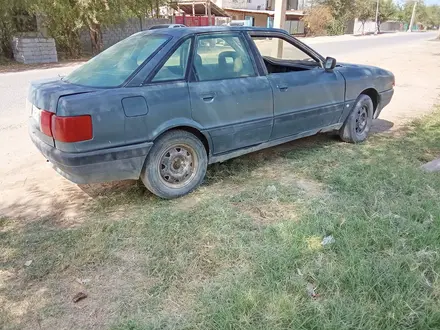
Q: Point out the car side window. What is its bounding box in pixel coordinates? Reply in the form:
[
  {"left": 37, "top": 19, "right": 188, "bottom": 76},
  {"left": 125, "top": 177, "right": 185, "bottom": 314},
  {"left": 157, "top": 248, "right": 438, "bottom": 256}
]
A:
[
  {"left": 193, "top": 34, "right": 256, "bottom": 81},
  {"left": 152, "top": 38, "right": 192, "bottom": 82},
  {"left": 252, "top": 36, "right": 317, "bottom": 63}
]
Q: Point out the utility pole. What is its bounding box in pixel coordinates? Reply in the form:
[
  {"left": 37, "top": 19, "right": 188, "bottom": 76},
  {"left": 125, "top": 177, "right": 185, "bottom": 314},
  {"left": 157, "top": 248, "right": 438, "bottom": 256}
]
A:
[
  {"left": 374, "top": 0, "right": 379, "bottom": 35},
  {"left": 273, "top": 0, "right": 287, "bottom": 57},
  {"left": 207, "top": 0, "right": 212, "bottom": 26},
  {"left": 408, "top": 1, "right": 418, "bottom": 32}
]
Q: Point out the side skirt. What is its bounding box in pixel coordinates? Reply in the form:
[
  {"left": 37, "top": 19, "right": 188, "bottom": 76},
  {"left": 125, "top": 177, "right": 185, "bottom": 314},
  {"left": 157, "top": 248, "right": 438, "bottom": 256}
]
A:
[{"left": 208, "top": 123, "right": 342, "bottom": 164}]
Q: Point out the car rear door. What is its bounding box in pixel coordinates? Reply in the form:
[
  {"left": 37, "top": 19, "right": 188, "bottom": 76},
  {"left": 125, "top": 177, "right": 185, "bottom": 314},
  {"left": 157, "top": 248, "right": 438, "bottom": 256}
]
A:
[
  {"left": 250, "top": 33, "right": 345, "bottom": 140},
  {"left": 188, "top": 32, "right": 273, "bottom": 155}
]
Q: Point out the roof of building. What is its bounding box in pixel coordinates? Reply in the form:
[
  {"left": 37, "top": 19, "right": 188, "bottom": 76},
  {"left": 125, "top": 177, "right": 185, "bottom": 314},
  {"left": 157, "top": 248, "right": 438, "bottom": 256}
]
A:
[
  {"left": 224, "top": 8, "right": 305, "bottom": 16},
  {"left": 169, "top": 1, "right": 230, "bottom": 17}
]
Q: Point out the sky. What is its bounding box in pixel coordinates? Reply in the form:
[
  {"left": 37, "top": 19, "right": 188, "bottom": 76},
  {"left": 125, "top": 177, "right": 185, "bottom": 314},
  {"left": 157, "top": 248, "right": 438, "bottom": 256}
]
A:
[
  {"left": 394, "top": 0, "right": 440, "bottom": 5},
  {"left": 409, "top": 0, "right": 440, "bottom": 5}
]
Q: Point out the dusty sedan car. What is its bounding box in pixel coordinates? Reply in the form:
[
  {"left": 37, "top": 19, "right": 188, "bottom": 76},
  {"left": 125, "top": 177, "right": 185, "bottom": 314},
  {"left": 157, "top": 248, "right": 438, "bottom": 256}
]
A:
[{"left": 29, "top": 27, "right": 394, "bottom": 198}]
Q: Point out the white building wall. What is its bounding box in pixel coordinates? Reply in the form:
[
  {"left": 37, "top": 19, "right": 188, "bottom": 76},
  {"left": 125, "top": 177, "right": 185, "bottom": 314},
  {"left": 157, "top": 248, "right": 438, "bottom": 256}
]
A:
[
  {"left": 246, "top": 0, "right": 267, "bottom": 10},
  {"left": 215, "top": 0, "right": 266, "bottom": 10}
]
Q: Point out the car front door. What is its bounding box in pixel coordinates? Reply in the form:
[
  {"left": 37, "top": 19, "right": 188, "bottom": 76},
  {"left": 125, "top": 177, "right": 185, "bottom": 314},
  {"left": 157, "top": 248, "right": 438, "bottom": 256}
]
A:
[
  {"left": 250, "top": 33, "right": 345, "bottom": 140},
  {"left": 189, "top": 33, "right": 273, "bottom": 155}
]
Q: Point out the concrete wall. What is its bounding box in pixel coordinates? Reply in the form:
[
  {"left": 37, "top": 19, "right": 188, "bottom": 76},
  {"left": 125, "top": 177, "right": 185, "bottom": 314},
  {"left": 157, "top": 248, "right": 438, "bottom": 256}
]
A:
[
  {"left": 80, "top": 17, "right": 171, "bottom": 53},
  {"left": 12, "top": 37, "right": 58, "bottom": 64},
  {"left": 353, "top": 19, "right": 404, "bottom": 35}
]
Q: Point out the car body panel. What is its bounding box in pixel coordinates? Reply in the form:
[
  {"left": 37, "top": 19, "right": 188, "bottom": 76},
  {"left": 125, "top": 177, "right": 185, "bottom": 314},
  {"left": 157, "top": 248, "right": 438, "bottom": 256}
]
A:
[
  {"left": 267, "top": 68, "right": 345, "bottom": 139},
  {"left": 28, "top": 26, "right": 395, "bottom": 185},
  {"left": 189, "top": 76, "right": 273, "bottom": 154}
]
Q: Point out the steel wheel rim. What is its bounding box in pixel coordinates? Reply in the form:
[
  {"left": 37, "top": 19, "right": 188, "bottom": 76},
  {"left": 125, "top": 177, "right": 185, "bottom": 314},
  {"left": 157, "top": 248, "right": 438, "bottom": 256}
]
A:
[
  {"left": 158, "top": 143, "right": 198, "bottom": 189},
  {"left": 355, "top": 105, "right": 368, "bottom": 134}
]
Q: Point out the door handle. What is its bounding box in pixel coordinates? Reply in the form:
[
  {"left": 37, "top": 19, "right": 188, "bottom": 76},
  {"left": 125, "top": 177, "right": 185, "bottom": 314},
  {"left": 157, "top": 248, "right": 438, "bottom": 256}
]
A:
[
  {"left": 202, "top": 94, "right": 215, "bottom": 102},
  {"left": 277, "top": 85, "right": 288, "bottom": 91}
]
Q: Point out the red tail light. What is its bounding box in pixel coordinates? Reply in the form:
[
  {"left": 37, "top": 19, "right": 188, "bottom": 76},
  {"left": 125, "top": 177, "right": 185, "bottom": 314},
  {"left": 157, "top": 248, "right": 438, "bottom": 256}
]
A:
[
  {"left": 39, "top": 111, "right": 93, "bottom": 142},
  {"left": 40, "top": 110, "right": 53, "bottom": 137},
  {"left": 52, "top": 115, "right": 93, "bottom": 142}
]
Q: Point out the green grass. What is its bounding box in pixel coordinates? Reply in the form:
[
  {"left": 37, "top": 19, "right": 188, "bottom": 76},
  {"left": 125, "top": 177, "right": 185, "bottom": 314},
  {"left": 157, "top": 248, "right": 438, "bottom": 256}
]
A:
[{"left": 2, "top": 109, "right": 440, "bottom": 329}]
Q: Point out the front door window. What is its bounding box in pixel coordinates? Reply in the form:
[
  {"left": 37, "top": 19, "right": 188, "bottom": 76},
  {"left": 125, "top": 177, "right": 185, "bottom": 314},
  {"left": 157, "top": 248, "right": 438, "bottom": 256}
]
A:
[
  {"left": 193, "top": 35, "right": 256, "bottom": 81},
  {"left": 252, "top": 36, "right": 317, "bottom": 63}
]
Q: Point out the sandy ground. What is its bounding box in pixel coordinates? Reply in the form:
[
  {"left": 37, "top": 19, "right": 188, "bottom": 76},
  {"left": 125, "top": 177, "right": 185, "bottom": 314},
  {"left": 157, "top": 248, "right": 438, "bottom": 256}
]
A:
[{"left": 0, "top": 34, "right": 439, "bottom": 222}]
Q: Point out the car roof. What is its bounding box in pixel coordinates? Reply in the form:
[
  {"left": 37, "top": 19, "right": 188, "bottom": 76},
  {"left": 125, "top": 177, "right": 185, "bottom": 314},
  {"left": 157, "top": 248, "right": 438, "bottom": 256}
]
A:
[{"left": 142, "top": 26, "right": 288, "bottom": 37}]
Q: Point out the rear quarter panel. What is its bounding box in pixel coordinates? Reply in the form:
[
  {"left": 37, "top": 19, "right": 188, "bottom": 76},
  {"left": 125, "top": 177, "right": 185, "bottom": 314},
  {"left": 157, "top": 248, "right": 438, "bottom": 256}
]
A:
[
  {"left": 57, "top": 89, "right": 138, "bottom": 152},
  {"left": 56, "top": 83, "right": 206, "bottom": 154}
]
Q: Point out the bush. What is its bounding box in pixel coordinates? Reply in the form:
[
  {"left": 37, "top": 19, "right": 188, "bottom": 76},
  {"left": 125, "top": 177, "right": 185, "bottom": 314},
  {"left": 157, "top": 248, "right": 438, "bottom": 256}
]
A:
[
  {"left": 302, "top": 5, "right": 333, "bottom": 36},
  {"left": 327, "top": 18, "right": 346, "bottom": 35}
]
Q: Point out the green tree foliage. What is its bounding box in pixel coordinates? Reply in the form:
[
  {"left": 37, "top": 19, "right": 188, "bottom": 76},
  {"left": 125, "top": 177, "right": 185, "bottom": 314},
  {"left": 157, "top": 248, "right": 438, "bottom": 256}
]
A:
[
  {"left": 376, "top": 0, "right": 397, "bottom": 32},
  {"left": 315, "top": 0, "right": 355, "bottom": 33},
  {"left": 355, "top": 0, "right": 375, "bottom": 34},
  {"left": 0, "top": 0, "right": 30, "bottom": 58},
  {"left": 396, "top": 1, "right": 439, "bottom": 30},
  {"left": 425, "top": 5, "right": 440, "bottom": 28},
  {"left": 1, "top": 0, "right": 166, "bottom": 59}
]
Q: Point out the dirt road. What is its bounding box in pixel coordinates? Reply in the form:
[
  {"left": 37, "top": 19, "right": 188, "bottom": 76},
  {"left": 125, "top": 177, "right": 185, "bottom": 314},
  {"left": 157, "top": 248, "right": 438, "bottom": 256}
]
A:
[{"left": 1, "top": 32, "right": 439, "bottom": 221}]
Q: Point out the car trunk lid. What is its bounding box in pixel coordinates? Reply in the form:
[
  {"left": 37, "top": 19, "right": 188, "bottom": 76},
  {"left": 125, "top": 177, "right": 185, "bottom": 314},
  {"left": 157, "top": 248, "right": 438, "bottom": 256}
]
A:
[{"left": 28, "top": 78, "right": 97, "bottom": 147}]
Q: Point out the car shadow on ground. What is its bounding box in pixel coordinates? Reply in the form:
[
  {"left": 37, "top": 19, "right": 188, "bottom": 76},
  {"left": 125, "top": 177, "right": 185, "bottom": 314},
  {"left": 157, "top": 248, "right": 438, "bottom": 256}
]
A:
[
  {"left": 77, "top": 133, "right": 341, "bottom": 206},
  {"left": 0, "top": 122, "right": 395, "bottom": 227},
  {"left": 371, "top": 118, "right": 394, "bottom": 133},
  {"left": 77, "top": 120, "right": 395, "bottom": 203}
]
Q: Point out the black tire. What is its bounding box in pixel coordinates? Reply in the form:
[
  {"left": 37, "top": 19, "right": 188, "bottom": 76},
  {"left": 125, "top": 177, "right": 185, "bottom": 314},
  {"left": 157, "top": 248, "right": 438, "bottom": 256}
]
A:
[
  {"left": 141, "top": 130, "right": 207, "bottom": 199},
  {"left": 339, "top": 94, "right": 374, "bottom": 143}
]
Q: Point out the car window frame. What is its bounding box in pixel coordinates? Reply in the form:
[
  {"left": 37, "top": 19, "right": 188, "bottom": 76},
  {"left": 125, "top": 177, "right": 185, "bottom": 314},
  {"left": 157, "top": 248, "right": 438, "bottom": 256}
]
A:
[
  {"left": 143, "top": 35, "right": 195, "bottom": 85},
  {"left": 64, "top": 33, "right": 173, "bottom": 89},
  {"left": 189, "top": 32, "right": 260, "bottom": 83},
  {"left": 247, "top": 31, "right": 325, "bottom": 75}
]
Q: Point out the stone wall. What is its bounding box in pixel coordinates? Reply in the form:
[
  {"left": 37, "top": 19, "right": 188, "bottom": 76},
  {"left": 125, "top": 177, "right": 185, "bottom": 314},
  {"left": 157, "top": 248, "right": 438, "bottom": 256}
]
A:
[
  {"left": 12, "top": 37, "right": 58, "bottom": 64},
  {"left": 80, "top": 17, "right": 171, "bottom": 53}
]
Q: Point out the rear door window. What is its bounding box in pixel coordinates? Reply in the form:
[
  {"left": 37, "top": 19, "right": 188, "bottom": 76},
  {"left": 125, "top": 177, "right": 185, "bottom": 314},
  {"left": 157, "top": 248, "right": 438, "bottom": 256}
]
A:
[
  {"left": 152, "top": 38, "right": 192, "bottom": 82},
  {"left": 64, "top": 34, "right": 169, "bottom": 87}
]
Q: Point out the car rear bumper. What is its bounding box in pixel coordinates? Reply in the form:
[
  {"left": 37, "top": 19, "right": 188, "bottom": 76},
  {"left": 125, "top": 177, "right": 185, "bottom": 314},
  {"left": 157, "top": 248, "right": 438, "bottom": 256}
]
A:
[
  {"left": 30, "top": 128, "right": 153, "bottom": 184},
  {"left": 374, "top": 88, "right": 394, "bottom": 119}
]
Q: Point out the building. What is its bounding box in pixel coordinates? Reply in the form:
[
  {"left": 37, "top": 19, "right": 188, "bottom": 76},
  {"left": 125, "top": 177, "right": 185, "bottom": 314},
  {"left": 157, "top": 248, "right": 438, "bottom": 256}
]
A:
[
  {"left": 223, "top": 8, "right": 305, "bottom": 34},
  {"left": 213, "top": 0, "right": 266, "bottom": 10}
]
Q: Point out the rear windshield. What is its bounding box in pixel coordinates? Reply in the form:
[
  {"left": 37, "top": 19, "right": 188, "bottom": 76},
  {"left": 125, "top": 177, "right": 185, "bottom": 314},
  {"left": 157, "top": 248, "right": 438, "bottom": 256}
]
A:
[{"left": 64, "top": 33, "right": 169, "bottom": 87}]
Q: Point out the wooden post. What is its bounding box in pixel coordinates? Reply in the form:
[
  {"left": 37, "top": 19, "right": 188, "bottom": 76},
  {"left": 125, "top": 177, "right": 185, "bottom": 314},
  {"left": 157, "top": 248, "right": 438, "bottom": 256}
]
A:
[
  {"left": 273, "top": 0, "right": 286, "bottom": 57},
  {"left": 192, "top": 2, "right": 195, "bottom": 16},
  {"left": 207, "top": 0, "right": 212, "bottom": 26}
]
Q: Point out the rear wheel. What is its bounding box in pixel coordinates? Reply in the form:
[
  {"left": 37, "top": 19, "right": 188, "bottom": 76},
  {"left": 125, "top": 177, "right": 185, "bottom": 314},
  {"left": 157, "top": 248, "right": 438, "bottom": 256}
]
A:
[
  {"left": 339, "top": 94, "right": 374, "bottom": 143},
  {"left": 141, "top": 130, "right": 207, "bottom": 199}
]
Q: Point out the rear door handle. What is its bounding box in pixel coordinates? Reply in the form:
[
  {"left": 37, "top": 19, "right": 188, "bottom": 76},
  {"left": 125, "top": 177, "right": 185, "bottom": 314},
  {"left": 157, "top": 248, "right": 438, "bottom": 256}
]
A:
[
  {"left": 201, "top": 94, "right": 216, "bottom": 102},
  {"left": 277, "top": 85, "right": 288, "bottom": 91}
]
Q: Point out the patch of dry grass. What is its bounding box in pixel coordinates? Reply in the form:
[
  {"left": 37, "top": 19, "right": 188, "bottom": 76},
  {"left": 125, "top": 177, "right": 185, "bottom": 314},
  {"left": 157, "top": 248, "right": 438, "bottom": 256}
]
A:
[{"left": 2, "top": 108, "right": 440, "bottom": 329}]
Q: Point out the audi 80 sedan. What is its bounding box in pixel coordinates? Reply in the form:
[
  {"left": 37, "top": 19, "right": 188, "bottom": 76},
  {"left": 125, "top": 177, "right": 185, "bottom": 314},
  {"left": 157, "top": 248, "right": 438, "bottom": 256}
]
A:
[{"left": 29, "top": 27, "right": 394, "bottom": 198}]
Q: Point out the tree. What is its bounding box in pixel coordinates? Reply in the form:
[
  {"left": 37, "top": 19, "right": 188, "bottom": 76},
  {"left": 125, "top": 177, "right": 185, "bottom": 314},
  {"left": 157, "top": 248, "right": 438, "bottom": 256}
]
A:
[
  {"left": 33, "top": 0, "right": 131, "bottom": 55},
  {"left": 425, "top": 5, "right": 440, "bottom": 28},
  {"left": 376, "top": 0, "right": 397, "bottom": 33},
  {"left": 314, "top": 0, "right": 355, "bottom": 34},
  {"left": 302, "top": 5, "right": 333, "bottom": 36},
  {"left": 355, "top": 0, "right": 375, "bottom": 34},
  {"left": 0, "top": 0, "right": 35, "bottom": 58}
]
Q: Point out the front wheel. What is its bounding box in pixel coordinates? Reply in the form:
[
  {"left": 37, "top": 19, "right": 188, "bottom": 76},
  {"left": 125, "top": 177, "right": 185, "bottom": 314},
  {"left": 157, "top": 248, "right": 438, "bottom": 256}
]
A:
[
  {"left": 141, "top": 130, "right": 208, "bottom": 199},
  {"left": 339, "top": 94, "right": 374, "bottom": 143}
]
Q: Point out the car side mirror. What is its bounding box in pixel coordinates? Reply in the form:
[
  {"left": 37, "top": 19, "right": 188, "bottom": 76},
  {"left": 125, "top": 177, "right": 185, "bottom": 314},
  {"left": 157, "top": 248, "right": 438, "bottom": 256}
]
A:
[{"left": 324, "top": 57, "right": 337, "bottom": 71}]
